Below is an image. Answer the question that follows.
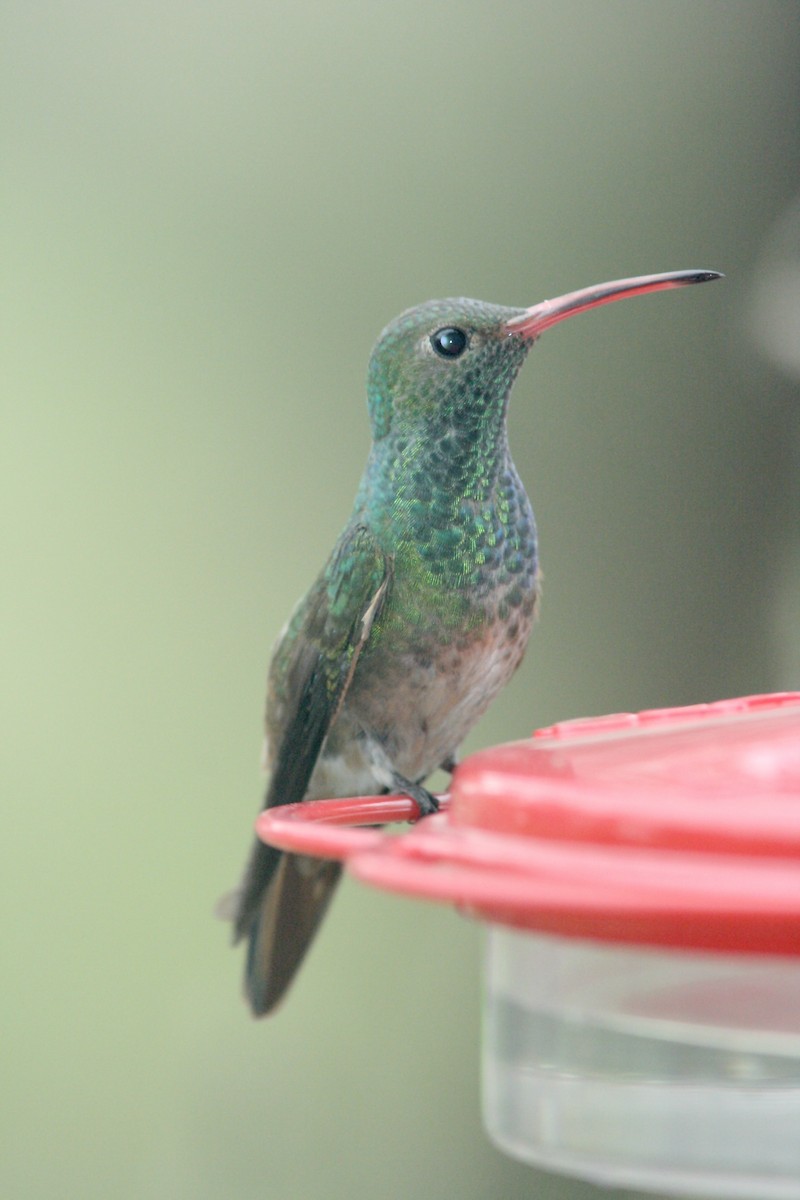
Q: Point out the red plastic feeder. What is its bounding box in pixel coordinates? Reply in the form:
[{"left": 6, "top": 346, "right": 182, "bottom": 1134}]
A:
[{"left": 257, "top": 693, "right": 800, "bottom": 1198}]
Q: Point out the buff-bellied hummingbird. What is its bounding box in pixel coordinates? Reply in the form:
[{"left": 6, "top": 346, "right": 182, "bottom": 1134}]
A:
[{"left": 224, "top": 268, "right": 721, "bottom": 1016}]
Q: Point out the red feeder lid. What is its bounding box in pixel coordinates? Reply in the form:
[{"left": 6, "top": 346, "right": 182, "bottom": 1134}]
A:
[{"left": 255, "top": 693, "right": 800, "bottom": 955}]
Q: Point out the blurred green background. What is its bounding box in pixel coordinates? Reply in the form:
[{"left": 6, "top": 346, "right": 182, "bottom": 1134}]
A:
[{"left": 3, "top": 3, "right": 799, "bottom": 1198}]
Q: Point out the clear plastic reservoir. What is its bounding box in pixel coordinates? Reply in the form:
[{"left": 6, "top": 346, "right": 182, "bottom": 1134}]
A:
[{"left": 484, "top": 928, "right": 800, "bottom": 1197}]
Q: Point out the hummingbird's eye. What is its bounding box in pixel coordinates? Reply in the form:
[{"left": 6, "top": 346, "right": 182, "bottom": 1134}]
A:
[{"left": 431, "top": 327, "right": 468, "bottom": 359}]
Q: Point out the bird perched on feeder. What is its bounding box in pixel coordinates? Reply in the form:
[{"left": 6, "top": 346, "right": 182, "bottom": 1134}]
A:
[{"left": 225, "top": 268, "right": 721, "bottom": 1016}]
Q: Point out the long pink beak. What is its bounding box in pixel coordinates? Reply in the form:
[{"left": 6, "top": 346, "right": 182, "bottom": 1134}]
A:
[{"left": 504, "top": 269, "right": 722, "bottom": 339}]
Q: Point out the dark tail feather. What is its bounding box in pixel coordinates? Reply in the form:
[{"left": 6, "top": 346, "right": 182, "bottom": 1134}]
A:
[{"left": 232, "top": 838, "right": 342, "bottom": 1016}]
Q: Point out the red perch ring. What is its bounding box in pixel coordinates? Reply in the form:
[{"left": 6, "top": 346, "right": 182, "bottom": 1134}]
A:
[{"left": 255, "top": 692, "right": 800, "bottom": 956}]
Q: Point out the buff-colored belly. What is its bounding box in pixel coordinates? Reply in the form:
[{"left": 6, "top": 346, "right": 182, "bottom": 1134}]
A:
[{"left": 344, "top": 603, "right": 534, "bottom": 784}]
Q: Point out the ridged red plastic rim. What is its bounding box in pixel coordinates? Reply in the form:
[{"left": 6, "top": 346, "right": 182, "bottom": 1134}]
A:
[{"left": 255, "top": 693, "right": 800, "bottom": 954}]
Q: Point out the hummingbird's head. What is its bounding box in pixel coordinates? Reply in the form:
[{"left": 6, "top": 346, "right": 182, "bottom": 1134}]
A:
[
  {"left": 366, "top": 272, "right": 722, "bottom": 443},
  {"left": 366, "top": 298, "right": 530, "bottom": 442}
]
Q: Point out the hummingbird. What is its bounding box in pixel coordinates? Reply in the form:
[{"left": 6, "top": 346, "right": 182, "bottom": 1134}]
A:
[{"left": 226, "top": 268, "right": 721, "bottom": 1016}]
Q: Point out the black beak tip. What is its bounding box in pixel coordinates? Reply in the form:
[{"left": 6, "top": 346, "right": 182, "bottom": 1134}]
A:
[{"left": 692, "top": 270, "right": 724, "bottom": 284}]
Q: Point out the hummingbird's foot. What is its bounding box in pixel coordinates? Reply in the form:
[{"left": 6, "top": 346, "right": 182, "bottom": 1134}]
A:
[
  {"left": 439, "top": 753, "right": 458, "bottom": 775},
  {"left": 391, "top": 772, "right": 440, "bottom": 819}
]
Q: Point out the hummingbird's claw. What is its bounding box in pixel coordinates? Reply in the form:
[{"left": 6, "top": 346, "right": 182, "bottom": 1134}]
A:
[{"left": 391, "top": 772, "right": 440, "bottom": 819}]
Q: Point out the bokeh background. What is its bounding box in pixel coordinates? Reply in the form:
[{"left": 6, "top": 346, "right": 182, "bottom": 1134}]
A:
[{"left": 3, "top": 3, "right": 799, "bottom": 1198}]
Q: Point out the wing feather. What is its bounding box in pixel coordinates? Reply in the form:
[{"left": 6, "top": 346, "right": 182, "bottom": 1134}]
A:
[{"left": 231, "top": 524, "right": 390, "bottom": 959}]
